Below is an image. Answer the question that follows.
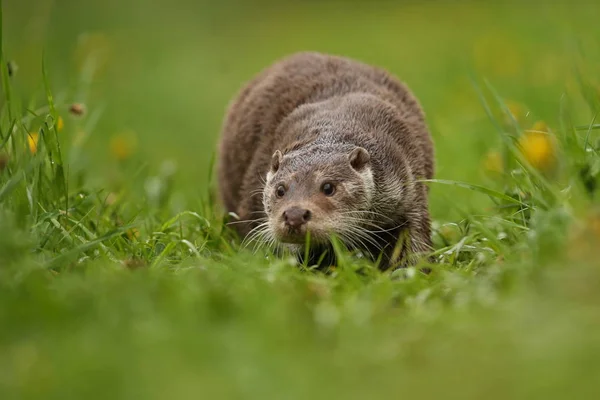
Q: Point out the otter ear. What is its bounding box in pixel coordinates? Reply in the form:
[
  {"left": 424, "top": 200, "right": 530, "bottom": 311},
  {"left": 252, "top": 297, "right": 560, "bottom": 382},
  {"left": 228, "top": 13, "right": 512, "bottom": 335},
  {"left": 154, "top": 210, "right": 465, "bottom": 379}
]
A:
[
  {"left": 349, "top": 147, "right": 370, "bottom": 170},
  {"left": 270, "top": 150, "right": 283, "bottom": 173}
]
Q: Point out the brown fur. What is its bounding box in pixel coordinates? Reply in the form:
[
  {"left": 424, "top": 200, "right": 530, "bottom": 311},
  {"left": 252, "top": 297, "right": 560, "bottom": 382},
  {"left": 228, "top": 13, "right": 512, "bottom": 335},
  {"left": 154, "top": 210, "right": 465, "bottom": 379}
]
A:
[{"left": 217, "top": 52, "right": 435, "bottom": 269}]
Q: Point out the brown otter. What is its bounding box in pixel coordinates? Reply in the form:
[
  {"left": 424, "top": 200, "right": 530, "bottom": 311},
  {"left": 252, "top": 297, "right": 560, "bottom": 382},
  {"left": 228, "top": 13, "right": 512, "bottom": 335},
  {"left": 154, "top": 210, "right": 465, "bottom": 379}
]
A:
[{"left": 217, "top": 52, "right": 434, "bottom": 269}]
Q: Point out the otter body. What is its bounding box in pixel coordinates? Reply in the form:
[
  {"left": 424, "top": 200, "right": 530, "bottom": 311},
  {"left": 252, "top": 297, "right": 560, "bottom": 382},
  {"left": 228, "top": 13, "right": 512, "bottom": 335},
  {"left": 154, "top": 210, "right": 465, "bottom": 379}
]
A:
[{"left": 217, "top": 52, "right": 434, "bottom": 269}]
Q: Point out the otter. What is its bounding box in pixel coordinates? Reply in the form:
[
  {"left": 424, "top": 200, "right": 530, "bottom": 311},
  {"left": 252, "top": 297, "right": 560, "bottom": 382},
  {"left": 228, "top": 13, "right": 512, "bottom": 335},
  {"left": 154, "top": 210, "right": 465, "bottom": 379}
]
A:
[{"left": 217, "top": 52, "right": 434, "bottom": 269}]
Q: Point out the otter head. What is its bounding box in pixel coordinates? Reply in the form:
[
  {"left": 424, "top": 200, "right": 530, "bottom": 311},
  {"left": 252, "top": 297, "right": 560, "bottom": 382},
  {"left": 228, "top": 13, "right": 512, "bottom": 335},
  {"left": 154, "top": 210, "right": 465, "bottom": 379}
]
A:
[{"left": 263, "top": 144, "right": 375, "bottom": 246}]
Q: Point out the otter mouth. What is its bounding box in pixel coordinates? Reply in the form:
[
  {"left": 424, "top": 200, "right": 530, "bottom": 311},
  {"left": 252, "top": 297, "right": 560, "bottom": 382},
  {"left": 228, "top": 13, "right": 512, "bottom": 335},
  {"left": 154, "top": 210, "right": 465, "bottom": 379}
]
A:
[
  {"left": 275, "top": 224, "right": 329, "bottom": 245},
  {"left": 280, "top": 237, "right": 307, "bottom": 245},
  {"left": 278, "top": 226, "right": 310, "bottom": 244}
]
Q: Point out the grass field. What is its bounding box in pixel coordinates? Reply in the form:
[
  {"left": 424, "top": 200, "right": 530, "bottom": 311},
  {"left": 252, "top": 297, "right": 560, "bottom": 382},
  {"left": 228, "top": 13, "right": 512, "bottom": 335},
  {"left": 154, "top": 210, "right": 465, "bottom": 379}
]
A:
[{"left": 1, "top": 1, "right": 600, "bottom": 398}]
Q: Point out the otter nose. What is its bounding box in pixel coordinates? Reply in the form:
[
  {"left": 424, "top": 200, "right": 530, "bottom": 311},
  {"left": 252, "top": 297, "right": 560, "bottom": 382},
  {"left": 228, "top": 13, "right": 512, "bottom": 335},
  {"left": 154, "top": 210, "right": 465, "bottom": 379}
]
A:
[{"left": 283, "top": 207, "right": 311, "bottom": 228}]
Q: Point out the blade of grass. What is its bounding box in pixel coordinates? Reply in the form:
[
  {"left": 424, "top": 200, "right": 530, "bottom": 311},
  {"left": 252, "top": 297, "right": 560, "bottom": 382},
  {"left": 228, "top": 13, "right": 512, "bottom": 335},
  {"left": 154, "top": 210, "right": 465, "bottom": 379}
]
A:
[
  {"left": 419, "top": 179, "right": 529, "bottom": 207},
  {"left": 41, "top": 53, "right": 67, "bottom": 201},
  {"left": 0, "top": 0, "right": 14, "bottom": 124},
  {"left": 159, "top": 210, "right": 210, "bottom": 232},
  {"left": 573, "top": 63, "right": 600, "bottom": 115},
  {"left": 583, "top": 112, "right": 598, "bottom": 153},
  {"left": 0, "top": 118, "right": 14, "bottom": 149},
  {"left": 49, "top": 217, "right": 76, "bottom": 246},
  {"left": 180, "top": 239, "right": 201, "bottom": 258},
  {"left": 0, "top": 154, "right": 44, "bottom": 202},
  {"left": 150, "top": 242, "right": 177, "bottom": 269},
  {"left": 470, "top": 75, "right": 519, "bottom": 183},
  {"left": 559, "top": 93, "right": 581, "bottom": 158},
  {"left": 46, "top": 223, "right": 137, "bottom": 269},
  {"left": 576, "top": 124, "right": 600, "bottom": 130},
  {"left": 303, "top": 230, "right": 311, "bottom": 269}
]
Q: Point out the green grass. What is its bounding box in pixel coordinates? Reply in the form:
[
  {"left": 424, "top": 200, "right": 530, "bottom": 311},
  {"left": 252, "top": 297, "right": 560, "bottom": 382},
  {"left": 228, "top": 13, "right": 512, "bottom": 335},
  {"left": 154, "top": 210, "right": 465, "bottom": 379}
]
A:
[{"left": 2, "top": 1, "right": 600, "bottom": 399}]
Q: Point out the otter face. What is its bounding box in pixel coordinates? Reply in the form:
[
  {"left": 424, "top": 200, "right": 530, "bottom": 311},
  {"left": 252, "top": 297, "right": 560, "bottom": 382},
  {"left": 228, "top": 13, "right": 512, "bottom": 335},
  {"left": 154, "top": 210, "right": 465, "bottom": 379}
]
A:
[{"left": 262, "top": 145, "right": 375, "bottom": 246}]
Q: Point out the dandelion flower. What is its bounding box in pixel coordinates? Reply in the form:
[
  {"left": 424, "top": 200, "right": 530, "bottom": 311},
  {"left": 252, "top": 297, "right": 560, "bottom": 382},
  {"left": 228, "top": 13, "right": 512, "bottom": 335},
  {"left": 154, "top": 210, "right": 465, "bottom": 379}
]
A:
[
  {"left": 518, "top": 121, "right": 556, "bottom": 171},
  {"left": 27, "top": 132, "right": 40, "bottom": 154}
]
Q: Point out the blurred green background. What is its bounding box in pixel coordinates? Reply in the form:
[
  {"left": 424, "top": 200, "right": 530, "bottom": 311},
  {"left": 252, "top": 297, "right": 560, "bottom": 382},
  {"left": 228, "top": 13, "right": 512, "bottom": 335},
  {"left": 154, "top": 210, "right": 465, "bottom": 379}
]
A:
[
  {"left": 5, "top": 0, "right": 599, "bottom": 221},
  {"left": 3, "top": 2, "right": 600, "bottom": 399}
]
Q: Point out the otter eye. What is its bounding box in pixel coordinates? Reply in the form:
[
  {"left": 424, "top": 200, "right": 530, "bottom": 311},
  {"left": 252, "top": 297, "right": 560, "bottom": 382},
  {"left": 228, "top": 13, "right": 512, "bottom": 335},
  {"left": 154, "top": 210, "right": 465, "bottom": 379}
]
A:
[
  {"left": 276, "top": 185, "right": 286, "bottom": 198},
  {"left": 321, "top": 182, "right": 336, "bottom": 196}
]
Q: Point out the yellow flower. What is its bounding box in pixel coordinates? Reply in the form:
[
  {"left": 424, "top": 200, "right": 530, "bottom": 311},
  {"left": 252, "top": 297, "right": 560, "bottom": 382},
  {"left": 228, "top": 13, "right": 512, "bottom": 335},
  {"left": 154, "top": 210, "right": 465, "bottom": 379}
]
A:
[
  {"left": 483, "top": 150, "right": 503, "bottom": 174},
  {"left": 517, "top": 121, "right": 556, "bottom": 171},
  {"left": 56, "top": 116, "right": 64, "bottom": 132},
  {"left": 109, "top": 131, "right": 137, "bottom": 161},
  {"left": 27, "top": 132, "right": 39, "bottom": 154}
]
